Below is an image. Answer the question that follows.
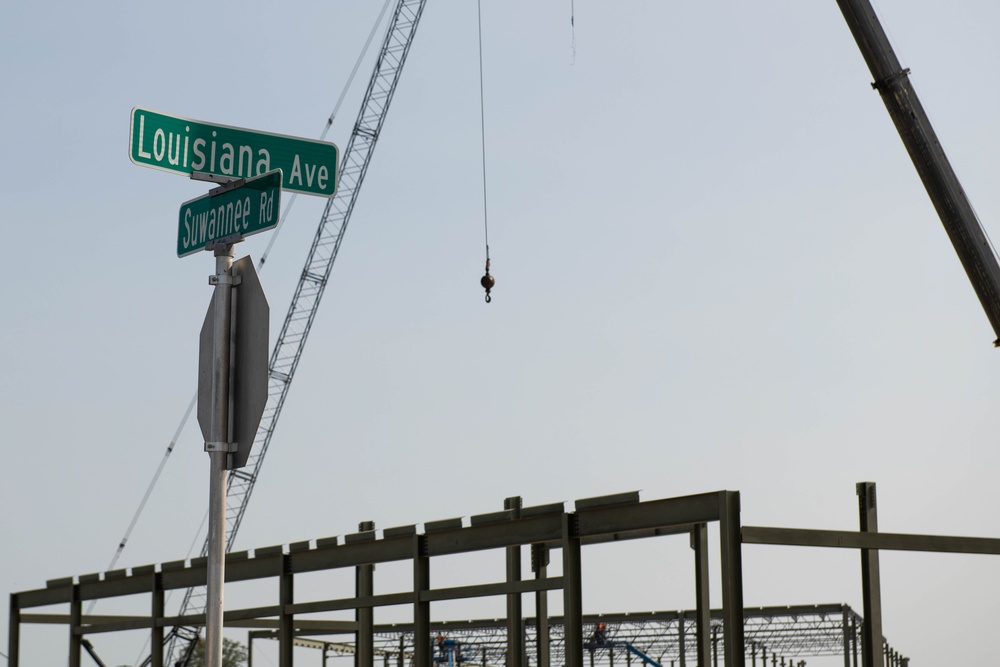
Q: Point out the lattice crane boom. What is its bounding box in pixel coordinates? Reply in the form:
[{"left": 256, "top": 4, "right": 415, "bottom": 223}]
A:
[{"left": 157, "top": 1, "right": 428, "bottom": 662}]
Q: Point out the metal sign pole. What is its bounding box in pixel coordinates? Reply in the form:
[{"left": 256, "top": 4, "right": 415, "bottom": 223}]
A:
[{"left": 205, "top": 242, "right": 235, "bottom": 667}]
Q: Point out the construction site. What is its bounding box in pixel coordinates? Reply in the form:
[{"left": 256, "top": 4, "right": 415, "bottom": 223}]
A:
[{"left": 5, "top": 1, "right": 1000, "bottom": 666}]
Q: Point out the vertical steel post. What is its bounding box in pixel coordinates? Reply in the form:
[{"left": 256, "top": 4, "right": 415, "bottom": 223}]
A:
[
  {"left": 70, "top": 584, "right": 82, "bottom": 667},
  {"left": 358, "top": 521, "right": 376, "bottom": 667},
  {"left": 691, "top": 524, "right": 711, "bottom": 667},
  {"left": 562, "top": 513, "right": 583, "bottom": 667},
  {"left": 678, "top": 615, "right": 686, "bottom": 667},
  {"left": 750, "top": 643, "right": 757, "bottom": 667},
  {"left": 206, "top": 243, "right": 235, "bottom": 667},
  {"left": 857, "top": 482, "right": 883, "bottom": 667},
  {"left": 532, "top": 543, "right": 551, "bottom": 667},
  {"left": 8, "top": 594, "right": 19, "bottom": 667},
  {"left": 414, "top": 535, "right": 431, "bottom": 667},
  {"left": 718, "top": 492, "right": 745, "bottom": 667},
  {"left": 248, "top": 634, "right": 254, "bottom": 667},
  {"left": 851, "top": 617, "right": 859, "bottom": 667},
  {"left": 711, "top": 626, "right": 718, "bottom": 667},
  {"left": 279, "top": 552, "right": 294, "bottom": 667},
  {"left": 506, "top": 497, "right": 524, "bottom": 667},
  {"left": 842, "top": 607, "right": 850, "bottom": 667},
  {"left": 152, "top": 573, "right": 165, "bottom": 667},
  {"left": 399, "top": 635, "right": 406, "bottom": 667}
]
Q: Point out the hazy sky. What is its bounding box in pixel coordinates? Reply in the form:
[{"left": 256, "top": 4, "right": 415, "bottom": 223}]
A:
[{"left": 3, "top": 1, "right": 1000, "bottom": 665}]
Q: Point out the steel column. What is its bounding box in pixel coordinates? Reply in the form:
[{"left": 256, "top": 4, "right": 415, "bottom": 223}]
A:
[
  {"left": 414, "top": 535, "right": 431, "bottom": 667},
  {"left": 692, "top": 524, "right": 711, "bottom": 667},
  {"left": 532, "top": 543, "right": 551, "bottom": 667},
  {"left": 152, "top": 573, "right": 164, "bottom": 667},
  {"left": 842, "top": 607, "right": 850, "bottom": 667},
  {"left": 357, "top": 521, "right": 376, "bottom": 667},
  {"left": 562, "top": 513, "right": 583, "bottom": 667},
  {"left": 678, "top": 614, "right": 686, "bottom": 667},
  {"left": 399, "top": 635, "right": 406, "bottom": 667},
  {"left": 279, "top": 552, "right": 294, "bottom": 667},
  {"left": 718, "top": 492, "right": 745, "bottom": 667},
  {"left": 857, "top": 483, "right": 883, "bottom": 667},
  {"left": 851, "top": 616, "right": 858, "bottom": 667},
  {"left": 8, "top": 594, "right": 19, "bottom": 667},
  {"left": 506, "top": 497, "right": 525, "bottom": 667},
  {"left": 70, "top": 585, "right": 82, "bottom": 667}
]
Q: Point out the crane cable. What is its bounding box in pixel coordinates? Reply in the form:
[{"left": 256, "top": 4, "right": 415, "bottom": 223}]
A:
[
  {"left": 93, "top": 0, "right": 396, "bottom": 623},
  {"left": 477, "top": 0, "right": 495, "bottom": 303}
]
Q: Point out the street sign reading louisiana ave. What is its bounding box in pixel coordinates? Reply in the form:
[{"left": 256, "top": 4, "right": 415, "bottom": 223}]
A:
[{"left": 129, "top": 107, "right": 338, "bottom": 197}]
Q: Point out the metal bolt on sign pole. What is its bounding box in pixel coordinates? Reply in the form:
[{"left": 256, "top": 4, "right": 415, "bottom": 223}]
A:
[{"left": 205, "top": 241, "right": 236, "bottom": 667}]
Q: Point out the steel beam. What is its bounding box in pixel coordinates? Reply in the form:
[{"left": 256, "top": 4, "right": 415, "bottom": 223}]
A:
[
  {"left": 562, "top": 513, "right": 583, "bottom": 667},
  {"left": 357, "top": 521, "right": 376, "bottom": 667},
  {"left": 677, "top": 614, "right": 686, "bottom": 667},
  {"left": 152, "top": 574, "right": 164, "bottom": 667},
  {"left": 279, "top": 553, "right": 294, "bottom": 667},
  {"left": 506, "top": 497, "right": 525, "bottom": 667},
  {"left": 741, "top": 526, "right": 1000, "bottom": 555},
  {"left": 70, "top": 585, "right": 82, "bottom": 667},
  {"left": 842, "top": 607, "right": 850, "bottom": 667},
  {"left": 718, "top": 492, "right": 744, "bottom": 667},
  {"left": 414, "top": 535, "right": 431, "bottom": 667},
  {"left": 532, "top": 543, "right": 551, "bottom": 667},
  {"left": 857, "top": 483, "right": 883, "bottom": 667},
  {"left": 8, "top": 594, "right": 19, "bottom": 667},
  {"left": 691, "top": 524, "right": 711, "bottom": 667}
]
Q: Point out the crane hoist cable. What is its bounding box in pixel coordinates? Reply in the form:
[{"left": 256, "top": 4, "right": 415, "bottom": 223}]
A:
[{"left": 477, "top": 0, "right": 495, "bottom": 303}]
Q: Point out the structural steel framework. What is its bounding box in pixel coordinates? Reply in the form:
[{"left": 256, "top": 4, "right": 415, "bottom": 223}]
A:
[{"left": 11, "top": 484, "right": 1000, "bottom": 667}]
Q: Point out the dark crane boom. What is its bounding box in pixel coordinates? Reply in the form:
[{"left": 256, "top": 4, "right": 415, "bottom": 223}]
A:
[{"left": 837, "top": 0, "right": 1000, "bottom": 345}]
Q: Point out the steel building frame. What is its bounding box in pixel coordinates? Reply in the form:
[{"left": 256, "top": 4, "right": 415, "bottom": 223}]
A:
[{"left": 11, "top": 483, "right": 1000, "bottom": 666}]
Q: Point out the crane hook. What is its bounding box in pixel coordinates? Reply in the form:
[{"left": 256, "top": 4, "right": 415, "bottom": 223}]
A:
[{"left": 480, "top": 257, "right": 495, "bottom": 303}]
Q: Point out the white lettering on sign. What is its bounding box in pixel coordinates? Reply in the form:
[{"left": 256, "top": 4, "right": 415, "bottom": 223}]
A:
[
  {"left": 181, "top": 196, "right": 254, "bottom": 252},
  {"left": 288, "top": 155, "right": 328, "bottom": 190},
  {"left": 260, "top": 191, "right": 275, "bottom": 224},
  {"left": 135, "top": 112, "right": 275, "bottom": 179}
]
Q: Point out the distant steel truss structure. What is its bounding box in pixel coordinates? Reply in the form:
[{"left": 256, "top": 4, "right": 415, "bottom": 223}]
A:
[{"left": 252, "top": 604, "right": 878, "bottom": 666}]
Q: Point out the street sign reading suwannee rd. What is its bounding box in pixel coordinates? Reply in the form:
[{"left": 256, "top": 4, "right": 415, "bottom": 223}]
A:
[
  {"left": 129, "top": 107, "right": 338, "bottom": 197},
  {"left": 178, "top": 170, "right": 282, "bottom": 258}
]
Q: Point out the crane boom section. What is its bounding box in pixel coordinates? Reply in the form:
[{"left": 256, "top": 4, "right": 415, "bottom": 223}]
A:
[{"left": 836, "top": 0, "right": 1000, "bottom": 345}]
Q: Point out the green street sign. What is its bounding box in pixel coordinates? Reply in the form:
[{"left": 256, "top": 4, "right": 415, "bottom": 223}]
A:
[
  {"left": 178, "top": 170, "right": 282, "bottom": 257},
  {"left": 130, "top": 107, "right": 338, "bottom": 197}
]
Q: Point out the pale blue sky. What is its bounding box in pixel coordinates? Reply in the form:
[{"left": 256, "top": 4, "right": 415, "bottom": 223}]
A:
[{"left": 3, "top": 1, "right": 1000, "bottom": 664}]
